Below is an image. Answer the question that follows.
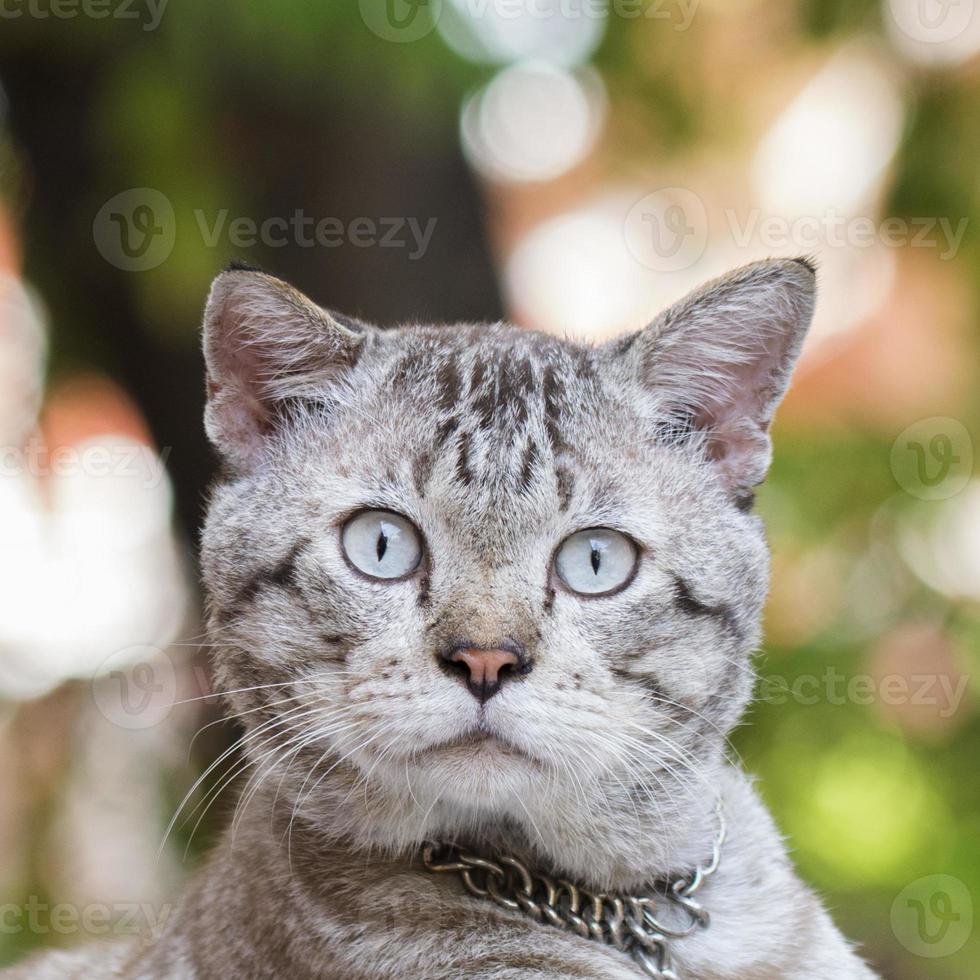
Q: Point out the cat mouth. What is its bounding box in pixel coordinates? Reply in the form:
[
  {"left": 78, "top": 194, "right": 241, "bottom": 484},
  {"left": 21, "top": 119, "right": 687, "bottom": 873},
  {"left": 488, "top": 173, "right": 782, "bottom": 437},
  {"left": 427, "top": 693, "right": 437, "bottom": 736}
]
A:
[{"left": 425, "top": 729, "right": 535, "bottom": 763}]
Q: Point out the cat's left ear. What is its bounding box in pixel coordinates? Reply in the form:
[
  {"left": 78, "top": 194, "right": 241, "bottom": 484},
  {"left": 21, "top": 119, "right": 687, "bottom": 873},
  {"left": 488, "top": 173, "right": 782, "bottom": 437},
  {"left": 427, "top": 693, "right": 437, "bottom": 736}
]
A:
[
  {"left": 202, "top": 266, "right": 370, "bottom": 470},
  {"left": 610, "top": 258, "right": 816, "bottom": 494}
]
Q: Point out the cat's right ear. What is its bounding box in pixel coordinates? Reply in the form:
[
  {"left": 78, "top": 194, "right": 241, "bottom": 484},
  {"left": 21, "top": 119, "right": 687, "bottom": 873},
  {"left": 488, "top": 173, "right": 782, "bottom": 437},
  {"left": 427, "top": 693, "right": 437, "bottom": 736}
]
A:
[
  {"left": 202, "top": 267, "right": 368, "bottom": 470},
  {"left": 607, "top": 258, "right": 815, "bottom": 496}
]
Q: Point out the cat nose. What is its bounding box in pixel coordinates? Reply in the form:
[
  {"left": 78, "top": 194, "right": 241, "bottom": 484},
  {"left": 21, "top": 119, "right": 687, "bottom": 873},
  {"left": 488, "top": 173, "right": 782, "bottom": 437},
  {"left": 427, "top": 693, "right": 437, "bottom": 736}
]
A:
[{"left": 440, "top": 642, "right": 525, "bottom": 703}]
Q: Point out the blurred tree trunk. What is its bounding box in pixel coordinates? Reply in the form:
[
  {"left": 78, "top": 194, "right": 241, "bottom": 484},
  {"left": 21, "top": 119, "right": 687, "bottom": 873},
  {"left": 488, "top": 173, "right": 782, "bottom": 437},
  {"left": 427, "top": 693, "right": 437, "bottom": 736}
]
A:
[{"left": 0, "top": 42, "right": 500, "bottom": 546}]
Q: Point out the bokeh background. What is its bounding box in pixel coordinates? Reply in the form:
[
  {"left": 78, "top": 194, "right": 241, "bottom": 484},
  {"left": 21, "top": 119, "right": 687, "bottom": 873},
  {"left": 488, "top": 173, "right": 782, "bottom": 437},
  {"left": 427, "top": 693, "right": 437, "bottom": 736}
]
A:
[{"left": 1, "top": 1, "right": 978, "bottom": 976}]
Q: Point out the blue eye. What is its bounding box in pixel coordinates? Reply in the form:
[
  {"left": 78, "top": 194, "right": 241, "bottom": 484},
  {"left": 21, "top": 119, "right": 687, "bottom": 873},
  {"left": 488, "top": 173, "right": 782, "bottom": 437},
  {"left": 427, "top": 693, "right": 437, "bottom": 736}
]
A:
[
  {"left": 342, "top": 510, "right": 422, "bottom": 579},
  {"left": 555, "top": 528, "right": 637, "bottom": 596}
]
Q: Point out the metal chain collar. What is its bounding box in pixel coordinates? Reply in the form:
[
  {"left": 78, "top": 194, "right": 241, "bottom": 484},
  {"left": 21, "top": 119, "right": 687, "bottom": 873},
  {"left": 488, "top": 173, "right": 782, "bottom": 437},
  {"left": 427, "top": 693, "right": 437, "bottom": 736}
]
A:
[{"left": 422, "top": 808, "right": 725, "bottom": 980}]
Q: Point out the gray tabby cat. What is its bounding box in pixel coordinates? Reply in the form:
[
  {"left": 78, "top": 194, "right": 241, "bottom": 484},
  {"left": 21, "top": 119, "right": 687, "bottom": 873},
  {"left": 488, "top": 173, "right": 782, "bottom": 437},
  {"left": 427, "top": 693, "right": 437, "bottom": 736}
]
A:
[{"left": 8, "top": 258, "right": 879, "bottom": 978}]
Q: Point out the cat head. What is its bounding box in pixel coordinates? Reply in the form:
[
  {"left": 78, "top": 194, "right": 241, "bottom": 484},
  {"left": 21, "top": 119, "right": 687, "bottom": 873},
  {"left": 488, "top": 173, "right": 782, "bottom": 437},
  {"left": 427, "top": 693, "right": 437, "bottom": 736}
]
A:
[{"left": 200, "top": 258, "right": 815, "bottom": 887}]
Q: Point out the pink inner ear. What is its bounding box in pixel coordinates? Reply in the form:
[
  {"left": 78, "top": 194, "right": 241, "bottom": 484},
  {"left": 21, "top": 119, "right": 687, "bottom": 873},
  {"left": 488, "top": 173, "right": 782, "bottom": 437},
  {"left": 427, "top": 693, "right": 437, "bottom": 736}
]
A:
[
  {"left": 204, "top": 378, "right": 272, "bottom": 470},
  {"left": 691, "top": 339, "right": 789, "bottom": 490},
  {"left": 207, "top": 311, "right": 286, "bottom": 435},
  {"left": 202, "top": 270, "right": 370, "bottom": 470},
  {"left": 204, "top": 326, "right": 283, "bottom": 469}
]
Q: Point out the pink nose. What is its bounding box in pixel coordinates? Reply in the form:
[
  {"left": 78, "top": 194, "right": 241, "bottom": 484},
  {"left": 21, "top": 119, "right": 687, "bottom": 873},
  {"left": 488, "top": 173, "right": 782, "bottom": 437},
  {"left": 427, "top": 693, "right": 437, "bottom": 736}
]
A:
[{"left": 444, "top": 646, "right": 521, "bottom": 702}]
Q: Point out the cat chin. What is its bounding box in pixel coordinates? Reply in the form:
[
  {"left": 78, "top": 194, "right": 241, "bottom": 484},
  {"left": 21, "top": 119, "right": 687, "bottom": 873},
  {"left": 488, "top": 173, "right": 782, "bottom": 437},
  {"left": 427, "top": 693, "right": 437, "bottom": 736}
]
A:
[
  {"left": 420, "top": 744, "right": 540, "bottom": 793},
  {"left": 362, "top": 741, "right": 546, "bottom": 813}
]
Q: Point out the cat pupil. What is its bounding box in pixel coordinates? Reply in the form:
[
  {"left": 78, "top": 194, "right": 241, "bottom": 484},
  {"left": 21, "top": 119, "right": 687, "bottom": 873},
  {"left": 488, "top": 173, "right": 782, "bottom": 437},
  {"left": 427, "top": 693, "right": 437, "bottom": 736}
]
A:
[
  {"left": 590, "top": 546, "right": 601, "bottom": 575},
  {"left": 376, "top": 529, "right": 388, "bottom": 562}
]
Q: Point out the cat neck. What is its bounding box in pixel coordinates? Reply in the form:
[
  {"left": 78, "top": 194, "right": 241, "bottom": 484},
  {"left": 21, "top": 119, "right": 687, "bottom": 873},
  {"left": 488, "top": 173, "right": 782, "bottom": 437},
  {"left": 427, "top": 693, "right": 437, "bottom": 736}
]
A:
[{"left": 257, "top": 756, "right": 725, "bottom": 894}]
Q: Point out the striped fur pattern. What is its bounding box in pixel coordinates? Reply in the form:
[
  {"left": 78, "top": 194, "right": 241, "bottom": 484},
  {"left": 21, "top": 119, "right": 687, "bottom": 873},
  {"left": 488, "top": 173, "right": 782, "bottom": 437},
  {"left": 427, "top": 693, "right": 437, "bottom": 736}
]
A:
[{"left": 4, "top": 259, "right": 878, "bottom": 978}]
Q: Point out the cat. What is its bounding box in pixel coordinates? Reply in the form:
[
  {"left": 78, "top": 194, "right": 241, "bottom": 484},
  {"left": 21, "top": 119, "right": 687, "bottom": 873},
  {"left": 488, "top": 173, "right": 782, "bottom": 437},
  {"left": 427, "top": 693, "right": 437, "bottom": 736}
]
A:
[{"left": 6, "top": 258, "right": 880, "bottom": 978}]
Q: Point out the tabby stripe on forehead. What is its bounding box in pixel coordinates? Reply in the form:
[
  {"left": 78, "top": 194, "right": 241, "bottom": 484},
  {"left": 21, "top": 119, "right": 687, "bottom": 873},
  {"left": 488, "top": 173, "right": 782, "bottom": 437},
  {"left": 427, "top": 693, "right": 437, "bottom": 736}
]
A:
[
  {"left": 455, "top": 430, "right": 473, "bottom": 486},
  {"left": 468, "top": 358, "right": 487, "bottom": 394},
  {"left": 554, "top": 465, "right": 574, "bottom": 511},
  {"left": 436, "top": 358, "right": 461, "bottom": 411},
  {"left": 518, "top": 438, "right": 539, "bottom": 494},
  {"left": 434, "top": 415, "right": 460, "bottom": 446},
  {"left": 412, "top": 449, "right": 434, "bottom": 497},
  {"left": 542, "top": 364, "right": 566, "bottom": 455},
  {"left": 472, "top": 376, "right": 498, "bottom": 432},
  {"left": 505, "top": 355, "right": 534, "bottom": 427}
]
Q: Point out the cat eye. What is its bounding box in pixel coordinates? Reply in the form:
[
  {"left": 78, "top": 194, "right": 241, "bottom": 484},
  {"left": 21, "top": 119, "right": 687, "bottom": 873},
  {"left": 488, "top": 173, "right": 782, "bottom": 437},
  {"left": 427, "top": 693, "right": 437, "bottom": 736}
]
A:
[
  {"left": 554, "top": 528, "right": 638, "bottom": 596},
  {"left": 341, "top": 510, "right": 422, "bottom": 580}
]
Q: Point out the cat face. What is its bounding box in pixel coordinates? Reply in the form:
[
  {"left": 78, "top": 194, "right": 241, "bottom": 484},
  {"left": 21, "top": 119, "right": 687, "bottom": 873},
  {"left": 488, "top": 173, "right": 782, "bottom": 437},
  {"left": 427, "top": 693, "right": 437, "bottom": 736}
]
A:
[{"left": 200, "top": 259, "right": 814, "bottom": 880}]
